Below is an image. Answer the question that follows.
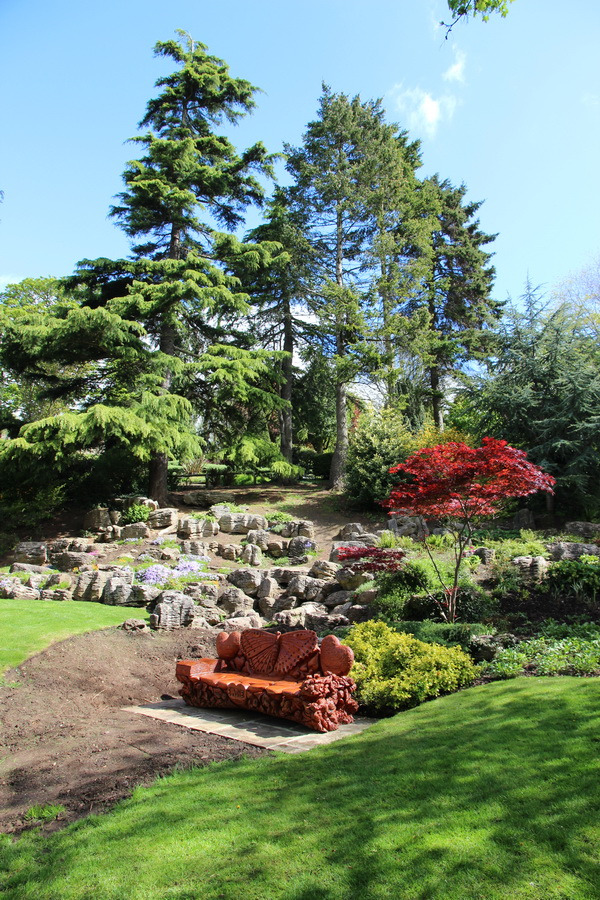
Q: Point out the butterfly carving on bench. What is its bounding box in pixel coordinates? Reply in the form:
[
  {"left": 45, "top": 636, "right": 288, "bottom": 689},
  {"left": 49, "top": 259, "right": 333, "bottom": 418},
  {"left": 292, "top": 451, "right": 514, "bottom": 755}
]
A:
[
  {"left": 241, "top": 629, "right": 318, "bottom": 675},
  {"left": 216, "top": 629, "right": 318, "bottom": 676}
]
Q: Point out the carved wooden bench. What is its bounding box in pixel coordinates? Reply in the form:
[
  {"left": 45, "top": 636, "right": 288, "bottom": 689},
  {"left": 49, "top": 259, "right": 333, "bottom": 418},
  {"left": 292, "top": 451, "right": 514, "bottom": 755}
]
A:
[{"left": 176, "top": 628, "right": 358, "bottom": 733}]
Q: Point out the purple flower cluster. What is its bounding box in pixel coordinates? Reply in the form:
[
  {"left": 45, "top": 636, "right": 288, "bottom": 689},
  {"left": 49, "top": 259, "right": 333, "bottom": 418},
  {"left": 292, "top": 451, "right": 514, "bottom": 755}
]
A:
[{"left": 136, "top": 565, "right": 172, "bottom": 586}]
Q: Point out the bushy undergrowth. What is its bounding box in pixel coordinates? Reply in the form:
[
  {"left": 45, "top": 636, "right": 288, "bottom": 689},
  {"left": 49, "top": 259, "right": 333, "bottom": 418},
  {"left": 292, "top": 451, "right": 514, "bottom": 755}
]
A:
[
  {"left": 121, "top": 504, "right": 150, "bottom": 525},
  {"left": 542, "top": 556, "right": 600, "bottom": 604},
  {"left": 485, "top": 636, "right": 600, "bottom": 679},
  {"left": 393, "top": 621, "right": 491, "bottom": 652},
  {"left": 344, "top": 620, "right": 478, "bottom": 714}
]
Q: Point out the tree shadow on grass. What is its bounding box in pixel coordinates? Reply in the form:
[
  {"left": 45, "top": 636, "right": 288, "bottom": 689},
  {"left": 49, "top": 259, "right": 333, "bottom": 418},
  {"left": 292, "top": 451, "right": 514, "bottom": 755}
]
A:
[{"left": 2, "top": 678, "right": 599, "bottom": 899}]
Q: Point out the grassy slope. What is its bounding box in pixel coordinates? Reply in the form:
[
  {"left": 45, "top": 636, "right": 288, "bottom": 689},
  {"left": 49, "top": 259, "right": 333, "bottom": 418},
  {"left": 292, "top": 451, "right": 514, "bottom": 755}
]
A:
[
  {"left": 1, "top": 678, "right": 599, "bottom": 900},
  {"left": 0, "top": 598, "right": 149, "bottom": 673}
]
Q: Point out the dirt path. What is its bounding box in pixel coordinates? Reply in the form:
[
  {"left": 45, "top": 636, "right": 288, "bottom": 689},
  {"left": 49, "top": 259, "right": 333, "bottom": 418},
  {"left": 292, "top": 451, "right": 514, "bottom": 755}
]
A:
[{"left": 0, "top": 628, "right": 265, "bottom": 834}]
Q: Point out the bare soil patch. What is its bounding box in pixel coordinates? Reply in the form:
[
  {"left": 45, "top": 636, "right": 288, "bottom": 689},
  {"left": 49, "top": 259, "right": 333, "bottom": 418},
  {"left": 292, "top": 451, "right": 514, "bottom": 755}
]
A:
[
  {"left": 0, "top": 484, "right": 385, "bottom": 835},
  {"left": 0, "top": 628, "right": 265, "bottom": 834}
]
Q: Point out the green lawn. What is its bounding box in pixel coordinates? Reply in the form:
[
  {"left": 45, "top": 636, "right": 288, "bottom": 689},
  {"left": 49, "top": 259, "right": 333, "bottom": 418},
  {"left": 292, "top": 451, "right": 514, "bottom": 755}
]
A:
[
  {"left": 1, "top": 677, "right": 599, "bottom": 899},
  {"left": 0, "top": 597, "right": 149, "bottom": 674}
]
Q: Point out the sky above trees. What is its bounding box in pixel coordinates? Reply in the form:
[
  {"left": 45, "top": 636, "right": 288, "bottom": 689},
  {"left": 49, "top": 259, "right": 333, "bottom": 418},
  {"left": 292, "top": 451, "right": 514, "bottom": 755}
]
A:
[{"left": 1, "top": 0, "right": 598, "bottom": 301}]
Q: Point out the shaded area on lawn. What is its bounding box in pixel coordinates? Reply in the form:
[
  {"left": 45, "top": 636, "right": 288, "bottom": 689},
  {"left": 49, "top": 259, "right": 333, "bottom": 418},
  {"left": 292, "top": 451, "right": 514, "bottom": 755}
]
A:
[{"left": 2, "top": 678, "right": 599, "bottom": 899}]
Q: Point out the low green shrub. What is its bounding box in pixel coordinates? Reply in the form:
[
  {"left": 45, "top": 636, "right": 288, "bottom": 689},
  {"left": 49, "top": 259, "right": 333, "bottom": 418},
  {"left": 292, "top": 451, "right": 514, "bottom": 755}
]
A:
[
  {"left": 265, "top": 511, "right": 295, "bottom": 524},
  {"left": 538, "top": 619, "right": 600, "bottom": 640},
  {"left": 121, "top": 504, "right": 150, "bottom": 525},
  {"left": 485, "top": 636, "right": 600, "bottom": 679},
  {"left": 372, "top": 562, "right": 433, "bottom": 620},
  {"left": 394, "top": 621, "right": 491, "bottom": 652},
  {"left": 542, "top": 556, "right": 600, "bottom": 605},
  {"left": 343, "top": 620, "right": 478, "bottom": 714}
]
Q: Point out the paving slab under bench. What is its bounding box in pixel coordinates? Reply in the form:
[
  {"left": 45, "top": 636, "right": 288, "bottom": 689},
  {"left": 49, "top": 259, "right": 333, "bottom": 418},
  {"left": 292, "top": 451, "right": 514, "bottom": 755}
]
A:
[{"left": 124, "top": 699, "right": 378, "bottom": 752}]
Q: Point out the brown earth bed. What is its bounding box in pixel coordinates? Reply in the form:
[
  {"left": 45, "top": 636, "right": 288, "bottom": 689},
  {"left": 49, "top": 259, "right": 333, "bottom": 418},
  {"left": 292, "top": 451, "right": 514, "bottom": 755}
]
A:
[{"left": 0, "top": 627, "right": 266, "bottom": 835}]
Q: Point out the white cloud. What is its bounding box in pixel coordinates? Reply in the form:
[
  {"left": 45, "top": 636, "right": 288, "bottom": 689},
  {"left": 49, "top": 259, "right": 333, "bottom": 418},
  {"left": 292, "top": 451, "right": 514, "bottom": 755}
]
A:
[
  {"left": 581, "top": 92, "right": 599, "bottom": 108},
  {"left": 389, "top": 84, "right": 458, "bottom": 138},
  {"left": 443, "top": 48, "right": 466, "bottom": 83}
]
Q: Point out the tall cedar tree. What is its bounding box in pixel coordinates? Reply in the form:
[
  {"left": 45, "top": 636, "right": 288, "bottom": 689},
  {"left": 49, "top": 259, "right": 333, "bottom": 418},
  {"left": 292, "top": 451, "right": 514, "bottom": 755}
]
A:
[
  {"left": 407, "top": 176, "right": 499, "bottom": 428},
  {"left": 240, "top": 188, "right": 314, "bottom": 463},
  {"left": 286, "top": 88, "right": 406, "bottom": 489},
  {"left": 1, "top": 35, "right": 282, "bottom": 504}
]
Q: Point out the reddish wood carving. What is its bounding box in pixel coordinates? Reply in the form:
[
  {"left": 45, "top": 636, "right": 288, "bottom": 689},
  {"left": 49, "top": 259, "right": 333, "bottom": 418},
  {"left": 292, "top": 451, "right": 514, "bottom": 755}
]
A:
[{"left": 176, "top": 629, "right": 357, "bottom": 732}]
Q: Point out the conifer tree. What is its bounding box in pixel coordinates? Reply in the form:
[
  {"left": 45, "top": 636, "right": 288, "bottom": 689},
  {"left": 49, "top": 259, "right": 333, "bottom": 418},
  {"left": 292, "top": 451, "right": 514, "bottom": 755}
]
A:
[
  {"left": 407, "top": 176, "right": 499, "bottom": 428},
  {"left": 2, "top": 33, "right": 284, "bottom": 504},
  {"left": 286, "top": 87, "right": 391, "bottom": 489}
]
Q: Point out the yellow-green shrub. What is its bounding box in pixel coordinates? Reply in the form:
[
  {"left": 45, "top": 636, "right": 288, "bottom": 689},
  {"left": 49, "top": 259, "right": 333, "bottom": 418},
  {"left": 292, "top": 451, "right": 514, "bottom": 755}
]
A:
[{"left": 343, "top": 620, "right": 478, "bottom": 714}]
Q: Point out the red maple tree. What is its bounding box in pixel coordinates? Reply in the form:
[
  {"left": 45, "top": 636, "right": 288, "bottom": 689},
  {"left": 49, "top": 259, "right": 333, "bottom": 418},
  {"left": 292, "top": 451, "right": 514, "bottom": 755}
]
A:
[{"left": 384, "top": 438, "right": 555, "bottom": 621}]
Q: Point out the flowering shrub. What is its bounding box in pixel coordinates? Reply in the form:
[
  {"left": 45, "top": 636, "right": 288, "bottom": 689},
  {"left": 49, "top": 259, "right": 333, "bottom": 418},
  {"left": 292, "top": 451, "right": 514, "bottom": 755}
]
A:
[
  {"left": 135, "top": 557, "right": 214, "bottom": 588},
  {"left": 343, "top": 620, "right": 478, "bottom": 714}
]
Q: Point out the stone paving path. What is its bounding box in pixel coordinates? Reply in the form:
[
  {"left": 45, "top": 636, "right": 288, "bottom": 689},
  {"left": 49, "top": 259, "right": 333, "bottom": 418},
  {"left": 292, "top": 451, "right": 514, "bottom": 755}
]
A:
[{"left": 125, "top": 699, "right": 378, "bottom": 753}]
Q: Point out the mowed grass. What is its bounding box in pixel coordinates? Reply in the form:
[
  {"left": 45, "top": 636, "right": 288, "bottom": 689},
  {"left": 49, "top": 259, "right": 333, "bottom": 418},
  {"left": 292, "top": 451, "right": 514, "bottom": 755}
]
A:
[
  {"left": 1, "top": 678, "right": 599, "bottom": 900},
  {"left": 0, "top": 597, "right": 149, "bottom": 674}
]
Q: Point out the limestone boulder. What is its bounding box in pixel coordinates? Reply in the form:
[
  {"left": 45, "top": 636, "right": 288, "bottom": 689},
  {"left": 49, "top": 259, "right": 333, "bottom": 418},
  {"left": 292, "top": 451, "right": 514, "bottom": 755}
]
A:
[
  {"left": 148, "top": 508, "right": 179, "bottom": 531},
  {"left": 183, "top": 581, "right": 219, "bottom": 606},
  {"left": 13, "top": 542, "right": 48, "bottom": 566},
  {"left": 308, "top": 559, "right": 339, "bottom": 580},
  {"left": 388, "top": 514, "right": 428, "bottom": 540},
  {"left": 227, "top": 568, "right": 263, "bottom": 596},
  {"left": 547, "top": 541, "right": 599, "bottom": 561},
  {"left": 219, "top": 586, "right": 256, "bottom": 617},
  {"left": 245, "top": 529, "right": 271, "bottom": 551},
  {"left": 39, "top": 588, "right": 72, "bottom": 602},
  {"left": 131, "top": 584, "right": 161, "bottom": 607},
  {"left": 512, "top": 556, "right": 550, "bottom": 581},
  {"left": 218, "top": 512, "right": 268, "bottom": 534},
  {"left": 83, "top": 508, "right": 111, "bottom": 532},
  {"left": 102, "top": 576, "right": 136, "bottom": 606},
  {"left": 10, "top": 563, "right": 52, "bottom": 575},
  {"left": 258, "top": 593, "right": 297, "bottom": 619},
  {"left": 257, "top": 576, "right": 279, "bottom": 601},
  {"left": 565, "top": 521, "right": 600, "bottom": 540},
  {"left": 266, "top": 540, "right": 288, "bottom": 557},
  {"left": 148, "top": 590, "right": 196, "bottom": 629},
  {"left": 72, "top": 570, "right": 109, "bottom": 602},
  {"left": 335, "top": 568, "right": 375, "bottom": 592},
  {"left": 178, "top": 517, "right": 219, "bottom": 539},
  {"left": 338, "top": 523, "right": 365, "bottom": 539},
  {"left": 288, "top": 536, "right": 316, "bottom": 558},
  {"left": 179, "top": 540, "right": 210, "bottom": 556},
  {"left": 321, "top": 589, "right": 352, "bottom": 609},
  {"left": 241, "top": 544, "right": 263, "bottom": 567},
  {"left": 268, "top": 567, "right": 311, "bottom": 585},
  {"left": 120, "top": 523, "right": 151, "bottom": 540},
  {"left": 287, "top": 574, "right": 327, "bottom": 603},
  {"left": 223, "top": 613, "right": 263, "bottom": 630},
  {"left": 218, "top": 543, "right": 242, "bottom": 561}
]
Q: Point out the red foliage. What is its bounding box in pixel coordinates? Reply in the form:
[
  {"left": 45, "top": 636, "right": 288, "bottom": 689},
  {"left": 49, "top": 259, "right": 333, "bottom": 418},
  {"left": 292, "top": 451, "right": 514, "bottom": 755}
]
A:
[
  {"left": 335, "top": 547, "right": 406, "bottom": 573},
  {"left": 385, "top": 438, "right": 555, "bottom": 520}
]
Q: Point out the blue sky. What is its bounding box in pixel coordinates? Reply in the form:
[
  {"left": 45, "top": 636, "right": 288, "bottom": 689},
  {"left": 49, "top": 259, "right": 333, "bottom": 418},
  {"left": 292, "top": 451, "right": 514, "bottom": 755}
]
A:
[{"left": 1, "top": 0, "right": 598, "bottom": 302}]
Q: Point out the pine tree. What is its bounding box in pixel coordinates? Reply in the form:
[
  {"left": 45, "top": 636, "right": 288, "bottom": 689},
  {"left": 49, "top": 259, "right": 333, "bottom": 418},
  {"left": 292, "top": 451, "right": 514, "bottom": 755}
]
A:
[
  {"left": 241, "top": 188, "right": 315, "bottom": 463},
  {"left": 286, "top": 87, "right": 388, "bottom": 489},
  {"left": 408, "top": 176, "right": 499, "bottom": 428}
]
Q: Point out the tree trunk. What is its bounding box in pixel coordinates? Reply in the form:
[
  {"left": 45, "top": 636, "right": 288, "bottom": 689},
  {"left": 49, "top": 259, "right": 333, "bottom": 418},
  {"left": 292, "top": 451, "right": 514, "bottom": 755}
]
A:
[
  {"left": 329, "top": 379, "right": 348, "bottom": 490},
  {"left": 148, "top": 452, "right": 169, "bottom": 507},
  {"left": 148, "top": 315, "right": 177, "bottom": 505},
  {"left": 429, "top": 365, "right": 444, "bottom": 430},
  {"left": 279, "top": 296, "right": 294, "bottom": 464},
  {"left": 329, "top": 206, "right": 348, "bottom": 490}
]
